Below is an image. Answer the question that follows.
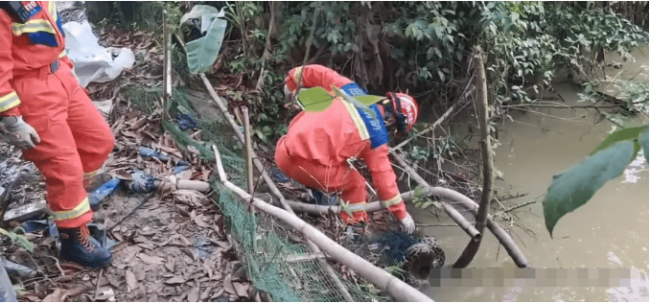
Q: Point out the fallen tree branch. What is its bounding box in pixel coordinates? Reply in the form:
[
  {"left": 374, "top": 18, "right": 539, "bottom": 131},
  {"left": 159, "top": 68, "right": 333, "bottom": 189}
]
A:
[
  {"left": 212, "top": 145, "right": 433, "bottom": 302},
  {"left": 388, "top": 151, "right": 530, "bottom": 268},
  {"left": 391, "top": 97, "right": 464, "bottom": 152},
  {"left": 391, "top": 73, "right": 474, "bottom": 152},
  {"left": 454, "top": 46, "right": 492, "bottom": 268},
  {"left": 389, "top": 150, "right": 481, "bottom": 241},
  {"left": 494, "top": 200, "right": 537, "bottom": 217}
]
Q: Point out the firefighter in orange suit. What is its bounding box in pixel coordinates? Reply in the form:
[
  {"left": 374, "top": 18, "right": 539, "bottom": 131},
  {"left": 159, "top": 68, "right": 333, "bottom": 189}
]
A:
[
  {"left": 0, "top": 1, "right": 114, "bottom": 268},
  {"left": 275, "top": 64, "right": 418, "bottom": 233}
]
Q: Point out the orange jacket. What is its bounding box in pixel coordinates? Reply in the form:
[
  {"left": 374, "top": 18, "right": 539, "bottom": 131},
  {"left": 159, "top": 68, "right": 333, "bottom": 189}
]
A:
[
  {"left": 283, "top": 65, "right": 404, "bottom": 212},
  {"left": 0, "top": 1, "right": 70, "bottom": 117}
]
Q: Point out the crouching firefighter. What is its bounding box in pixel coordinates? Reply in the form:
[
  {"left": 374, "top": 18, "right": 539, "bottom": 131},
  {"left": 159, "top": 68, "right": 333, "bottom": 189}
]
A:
[
  {"left": 0, "top": 1, "right": 115, "bottom": 268},
  {"left": 275, "top": 64, "right": 418, "bottom": 233}
]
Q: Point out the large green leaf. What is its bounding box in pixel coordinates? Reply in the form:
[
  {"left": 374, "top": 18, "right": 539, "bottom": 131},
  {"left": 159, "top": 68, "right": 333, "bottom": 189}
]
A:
[
  {"left": 297, "top": 87, "right": 334, "bottom": 112},
  {"left": 543, "top": 141, "right": 635, "bottom": 237},
  {"left": 589, "top": 125, "right": 647, "bottom": 157},
  {"left": 354, "top": 95, "right": 386, "bottom": 106},
  {"left": 640, "top": 128, "right": 649, "bottom": 163},
  {"left": 182, "top": 6, "right": 228, "bottom": 74},
  {"left": 297, "top": 86, "right": 385, "bottom": 112},
  {"left": 330, "top": 85, "right": 379, "bottom": 121}
]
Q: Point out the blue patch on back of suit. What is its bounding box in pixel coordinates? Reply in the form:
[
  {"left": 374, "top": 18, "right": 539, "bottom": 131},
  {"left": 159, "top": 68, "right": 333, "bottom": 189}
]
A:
[{"left": 341, "top": 83, "right": 389, "bottom": 149}]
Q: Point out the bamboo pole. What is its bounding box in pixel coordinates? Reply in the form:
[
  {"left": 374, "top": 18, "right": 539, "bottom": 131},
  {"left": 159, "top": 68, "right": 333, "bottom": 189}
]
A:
[
  {"left": 453, "top": 46, "right": 493, "bottom": 268},
  {"left": 161, "top": 11, "right": 172, "bottom": 120},
  {"left": 213, "top": 145, "right": 433, "bottom": 302},
  {"left": 199, "top": 74, "right": 352, "bottom": 301}
]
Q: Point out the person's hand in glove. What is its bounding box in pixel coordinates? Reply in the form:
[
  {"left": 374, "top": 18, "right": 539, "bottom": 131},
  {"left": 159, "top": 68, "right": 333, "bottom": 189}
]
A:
[
  {"left": 0, "top": 116, "right": 41, "bottom": 150},
  {"left": 400, "top": 213, "right": 416, "bottom": 234}
]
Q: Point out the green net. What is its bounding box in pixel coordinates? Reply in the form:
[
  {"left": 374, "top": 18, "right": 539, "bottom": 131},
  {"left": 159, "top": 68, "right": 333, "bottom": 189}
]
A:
[{"left": 159, "top": 89, "right": 382, "bottom": 302}]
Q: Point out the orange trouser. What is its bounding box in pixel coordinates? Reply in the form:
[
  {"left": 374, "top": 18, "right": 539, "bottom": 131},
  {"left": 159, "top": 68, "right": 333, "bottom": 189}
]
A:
[
  {"left": 12, "top": 60, "right": 115, "bottom": 228},
  {"left": 275, "top": 138, "right": 369, "bottom": 224}
]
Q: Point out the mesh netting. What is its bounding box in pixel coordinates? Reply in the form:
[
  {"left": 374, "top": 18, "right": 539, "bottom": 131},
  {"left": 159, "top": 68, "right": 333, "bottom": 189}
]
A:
[{"left": 161, "top": 92, "right": 381, "bottom": 302}]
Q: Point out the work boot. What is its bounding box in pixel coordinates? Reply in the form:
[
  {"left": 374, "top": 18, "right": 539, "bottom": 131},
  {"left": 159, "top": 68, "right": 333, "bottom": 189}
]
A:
[
  {"left": 83, "top": 171, "right": 112, "bottom": 193},
  {"left": 59, "top": 224, "right": 112, "bottom": 268}
]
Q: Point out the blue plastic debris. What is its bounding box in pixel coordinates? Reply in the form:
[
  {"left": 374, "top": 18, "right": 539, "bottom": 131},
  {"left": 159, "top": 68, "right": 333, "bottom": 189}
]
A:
[
  {"left": 0, "top": 259, "right": 17, "bottom": 302},
  {"left": 138, "top": 146, "right": 170, "bottom": 161},
  {"left": 173, "top": 161, "right": 191, "bottom": 175},
  {"left": 89, "top": 178, "right": 122, "bottom": 211},
  {"left": 87, "top": 224, "right": 118, "bottom": 250},
  {"left": 1, "top": 259, "right": 36, "bottom": 279},
  {"left": 177, "top": 114, "right": 199, "bottom": 131},
  {"left": 129, "top": 171, "right": 158, "bottom": 193}
]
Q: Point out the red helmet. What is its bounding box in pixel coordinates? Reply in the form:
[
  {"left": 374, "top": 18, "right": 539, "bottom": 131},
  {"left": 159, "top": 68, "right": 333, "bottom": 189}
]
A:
[{"left": 386, "top": 92, "right": 419, "bottom": 135}]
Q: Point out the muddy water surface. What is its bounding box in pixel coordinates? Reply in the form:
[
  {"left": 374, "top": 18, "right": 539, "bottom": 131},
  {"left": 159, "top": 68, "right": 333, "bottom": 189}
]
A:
[{"left": 417, "top": 48, "right": 649, "bottom": 301}]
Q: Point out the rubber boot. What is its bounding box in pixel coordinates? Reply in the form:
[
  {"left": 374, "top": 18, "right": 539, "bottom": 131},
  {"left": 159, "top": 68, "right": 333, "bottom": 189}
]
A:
[{"left": 59, "top": 224, "right": 112, "bottom": 268}]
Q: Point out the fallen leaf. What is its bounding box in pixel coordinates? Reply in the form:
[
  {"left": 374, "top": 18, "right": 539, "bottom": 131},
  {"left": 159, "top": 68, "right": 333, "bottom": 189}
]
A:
[
  {"left": 42, "top": 289, "right": 67, "bottom": 302},
  {"left": 188, "top": 286, "right": 200, "bottom": 302},
  {"left": 200, "top": 286, "right": 213, "bottom": 300},
  {"left": 138, "top": 254, "right": 165, "bottom": 265},
  {"left": 165, "top": 257, "right": 175, "bottom": 272},
  {"left": 233, "top": 282, "right": 250, "bottom": 298},
  {"left": 194, "top": 215, "right": 211, "bottom": 228},
  {"left": 125, "top": 270, "right": 137, "bottom": 292},
  {"left": 223, "top": 275, "right": 236, "bottom": 295},
  {"left": 165, "top": 275, "right": 187, "bottom": 284}
]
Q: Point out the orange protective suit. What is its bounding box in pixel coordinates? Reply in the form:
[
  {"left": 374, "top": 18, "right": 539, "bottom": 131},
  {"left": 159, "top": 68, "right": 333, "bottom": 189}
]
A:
[
  {"left": 276, "top": 65, "right": 407, "bottom": 224},
  {"left": 0, "top": 1, "right": 115, "bottom": 228}
]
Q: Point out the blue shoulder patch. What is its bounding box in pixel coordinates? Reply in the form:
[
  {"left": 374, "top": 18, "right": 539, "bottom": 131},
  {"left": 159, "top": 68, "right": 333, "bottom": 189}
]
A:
[
  {"left": 342, "top": 83, "right": 388, "bottom": 149},
  {"left": 357, "top": 104, "right": 389, "bottom": 149}
]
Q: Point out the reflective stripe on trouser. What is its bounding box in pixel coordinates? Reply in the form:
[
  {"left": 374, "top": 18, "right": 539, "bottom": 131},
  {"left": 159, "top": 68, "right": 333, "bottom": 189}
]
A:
[
  {"left": 14, "top": 60, "right": 115, "bottom": 228},
  {"left": 275, "top": 137, "right": 369, "bottom": 224},
  {"left": 0, "top": 91, "right": 21, "bottom": 112},
  {"left": 48, "top": 197, "right": 91, "bottom": 223}
]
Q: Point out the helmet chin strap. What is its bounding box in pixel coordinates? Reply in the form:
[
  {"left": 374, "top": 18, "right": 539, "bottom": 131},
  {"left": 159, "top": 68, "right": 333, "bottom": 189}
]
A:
[{"left": 385, "top": 92, "right": 409, "bottom": 136}]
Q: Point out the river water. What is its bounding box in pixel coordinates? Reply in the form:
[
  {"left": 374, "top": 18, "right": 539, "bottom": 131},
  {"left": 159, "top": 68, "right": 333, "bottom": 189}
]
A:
[{"left": 416, "top": 47, "right": 649, "bottom": 301}]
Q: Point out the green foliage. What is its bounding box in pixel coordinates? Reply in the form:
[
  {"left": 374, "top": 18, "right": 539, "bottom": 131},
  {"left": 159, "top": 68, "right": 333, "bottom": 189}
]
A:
[
  {"left": 589, "top": 125, "right": 647, "bottom": 157},
  {"left": 181, "top": 5, "right": 228, "bottom": 74},
  {"left": 0, "top": 227, "right": 34, "bottom": 252},
  {"left": 543, "top": 125, "right": 649, "bottom": 236},
  {"left": 543, "top": 141, "right": 634, "bottom": 236}
]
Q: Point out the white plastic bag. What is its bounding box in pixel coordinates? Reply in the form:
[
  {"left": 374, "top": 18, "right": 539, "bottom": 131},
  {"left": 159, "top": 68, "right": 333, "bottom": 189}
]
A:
[{"left": 62, "top": 20, "right": 135, "bottom": 87}]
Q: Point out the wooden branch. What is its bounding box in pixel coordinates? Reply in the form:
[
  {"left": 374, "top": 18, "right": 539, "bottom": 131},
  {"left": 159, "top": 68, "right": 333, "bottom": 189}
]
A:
[
  {"left": 453, "top": 46, "right": 493, "bottom": 268},
  {"left": 243, "top": 107, "right": 254, "bottom": 195},
  {"left": 494, "top": 200, "right": 537, "bottom": 217},
  {"left": 212, "top": 145, "right": 433, "bottom": 302},
  {"left": 391, "top": 100, "right": 462, "bottom": 152},
  {"left": 388, "top": 150, "right": 530, "bottom": 268},
  {"left": 391, "top": 73, "right": 474, "bottom": 152},
  {"left": 389, "top": 150, "right": 481, "bottom": 241}
]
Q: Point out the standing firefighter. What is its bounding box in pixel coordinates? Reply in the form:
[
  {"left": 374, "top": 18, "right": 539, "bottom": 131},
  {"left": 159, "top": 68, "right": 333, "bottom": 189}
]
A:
[
  {"left": 0, "top": 1, "right": 114, "bottom": 268},
  {"left": 275, "top": 64, "right": 418, "bottom": 233}
]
